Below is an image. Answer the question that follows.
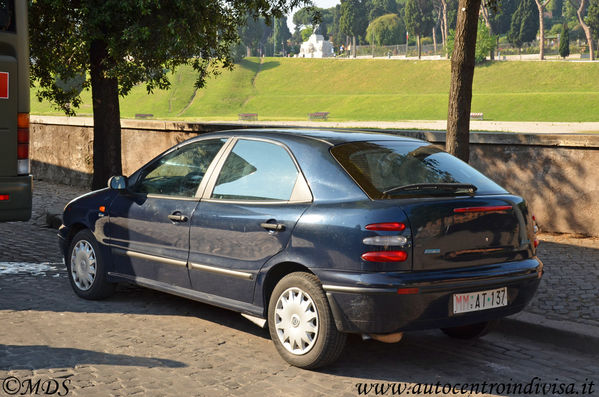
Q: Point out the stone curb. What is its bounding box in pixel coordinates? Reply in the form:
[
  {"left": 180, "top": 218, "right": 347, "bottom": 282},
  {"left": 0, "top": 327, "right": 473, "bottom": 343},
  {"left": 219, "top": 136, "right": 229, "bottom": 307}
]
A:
[{"left": 499, "top": 312, "right": 599, "bottom": 355}]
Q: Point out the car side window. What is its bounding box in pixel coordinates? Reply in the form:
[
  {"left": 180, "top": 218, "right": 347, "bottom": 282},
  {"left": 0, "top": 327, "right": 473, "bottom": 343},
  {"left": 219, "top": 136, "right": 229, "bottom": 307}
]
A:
[
  {"left": 133, "top": 139, "right": 226, "bottom": 198},
  {"left": 211, "top": 139, "right": 299, "bottom": 201}
]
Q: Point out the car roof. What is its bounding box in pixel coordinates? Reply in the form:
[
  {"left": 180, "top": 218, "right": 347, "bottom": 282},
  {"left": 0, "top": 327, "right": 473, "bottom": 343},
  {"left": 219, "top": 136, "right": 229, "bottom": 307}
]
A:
[{"left": 196, "top": 128, "right": 425, "bottom": 147}]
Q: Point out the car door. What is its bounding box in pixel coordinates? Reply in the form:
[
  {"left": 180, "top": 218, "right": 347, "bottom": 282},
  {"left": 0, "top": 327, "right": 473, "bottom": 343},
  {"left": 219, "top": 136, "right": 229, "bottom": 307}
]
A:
[
  {"left": 188, "top": 138, "right": 313, "bottom": 303},
  {"left": 108, "top": 138, "right": 228, "bottom": 288}
]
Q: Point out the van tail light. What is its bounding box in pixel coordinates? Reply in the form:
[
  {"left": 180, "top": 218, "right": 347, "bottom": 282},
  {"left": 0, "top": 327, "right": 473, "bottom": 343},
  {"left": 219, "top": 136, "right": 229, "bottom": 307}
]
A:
[
  {"left": 17, "top": 113, "right": 30, "bottom": 175},
  {"left": 361, "top": 251, "right": 408, "bottom": 262}
]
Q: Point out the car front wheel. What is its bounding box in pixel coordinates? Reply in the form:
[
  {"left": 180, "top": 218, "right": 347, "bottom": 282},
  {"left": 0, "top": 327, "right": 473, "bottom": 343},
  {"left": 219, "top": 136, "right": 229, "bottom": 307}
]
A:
[
  {"left": 66, "top": 229, "right": 115, "bottom": 300},
  {"left": 268, "top": 272, "right": 346, "bottom": 369}
]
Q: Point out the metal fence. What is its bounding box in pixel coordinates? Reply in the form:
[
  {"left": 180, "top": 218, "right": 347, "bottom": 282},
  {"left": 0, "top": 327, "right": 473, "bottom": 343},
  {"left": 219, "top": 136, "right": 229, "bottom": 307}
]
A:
[{"left": 351, "top": 43, "right": 446, "bottom": 58}]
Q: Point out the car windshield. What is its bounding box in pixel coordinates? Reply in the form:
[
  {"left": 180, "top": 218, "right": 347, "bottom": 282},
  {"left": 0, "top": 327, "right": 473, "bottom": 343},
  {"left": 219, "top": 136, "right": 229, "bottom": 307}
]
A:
[{"left": 330, "top": 141, "right": 506, "bottom": 199}]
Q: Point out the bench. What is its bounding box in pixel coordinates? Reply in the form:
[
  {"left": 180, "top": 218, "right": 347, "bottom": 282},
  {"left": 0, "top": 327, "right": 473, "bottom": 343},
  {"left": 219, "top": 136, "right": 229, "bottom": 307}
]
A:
[
  {"left": 470, "top": 112, "right": 484, "bottom": 121},
  {"left": 238, "top": 113, "right": 258, "bottom": 121},
  {"left": 309, "top": 112, "right": 330, "bottom": 120},
  {"left": 135, "top": 113, "right": 154, "bottom": 119}
]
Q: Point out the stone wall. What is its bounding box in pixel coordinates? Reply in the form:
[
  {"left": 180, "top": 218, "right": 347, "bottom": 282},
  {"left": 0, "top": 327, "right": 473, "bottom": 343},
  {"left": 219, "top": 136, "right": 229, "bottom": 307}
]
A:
[{"left": 30, "top": 116, "right": 599, "bottom": 236}]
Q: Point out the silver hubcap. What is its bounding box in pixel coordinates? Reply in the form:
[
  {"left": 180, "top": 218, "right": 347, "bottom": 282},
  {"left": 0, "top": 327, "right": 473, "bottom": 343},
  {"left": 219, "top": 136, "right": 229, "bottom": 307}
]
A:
[
  {"left": 70, "top": 240, "right": 97, "bottom": 291},
  {"left": 274, "top": 287, "right": 319, "bottom": 355}
]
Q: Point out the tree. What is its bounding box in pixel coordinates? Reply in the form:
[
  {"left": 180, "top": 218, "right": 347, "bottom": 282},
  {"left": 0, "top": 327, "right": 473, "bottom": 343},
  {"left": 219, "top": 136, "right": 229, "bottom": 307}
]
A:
[
  {"left": 367, "top": 0, "right": 398, "bottom": 20},
  {"left": 339, "top": 0, "right": 368, "bottom": 56},
  {"left": 366, "top": 14, "right": 405, "bottom": 45},
  {"left": 446, "top": 0, "right": 482, "bottom": 162},
  {"left": 586, "top": 0, "right": 599, "bottom": 47},
  {"left": 507, "top": 0, "right": 539, "bottom": 48},
  {"left": 435, "top": 0, "right": 450, "bottom": 52},
  {"left": 272, "top": 17, "right": 292, "bottom": 55},
  {"left": 559, "top": 22, "right": 571, "bottom": 57},
  {"left": 404, "top": 0, "right": 434, "bottom": 58},
  {"left": 487, "top": 0, "right": 518, "bottom": 35},
  {"left": 568, "top": 0, "right": 595, "bottom": 59},
  {"left": 239, "top": 16, "right": 268, "bottom": 58},
  {"left": 534, "top": 0, "right": 552, "bottom": 59},
  {"left": 30, "top": 0, "right": 310, "bottom": 190}
]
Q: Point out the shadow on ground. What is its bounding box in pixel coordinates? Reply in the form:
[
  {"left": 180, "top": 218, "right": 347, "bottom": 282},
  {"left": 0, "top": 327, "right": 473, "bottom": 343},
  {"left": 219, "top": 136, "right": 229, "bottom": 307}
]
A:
[{"left": 0, "top": 345, "right": 185, "bottom": 371}]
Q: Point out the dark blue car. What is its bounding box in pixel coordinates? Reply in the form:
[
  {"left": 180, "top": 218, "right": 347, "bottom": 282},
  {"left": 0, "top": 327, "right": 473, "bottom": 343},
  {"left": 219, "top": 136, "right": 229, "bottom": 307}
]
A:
[{"left": 59, "top": 129, "right": 542, "bottom": 368}]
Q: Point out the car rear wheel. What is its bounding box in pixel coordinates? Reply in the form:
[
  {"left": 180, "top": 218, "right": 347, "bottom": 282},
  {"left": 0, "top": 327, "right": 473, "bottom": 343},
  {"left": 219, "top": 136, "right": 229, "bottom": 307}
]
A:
[
  {"left": 66, "top": 229, "right": 115, "bottom": 300},
  {"left": 441, "top": 319, "right": 499, "bottom": 339},
  {"left": 268, "top": 272, "right": 346, "bottom": 369}
]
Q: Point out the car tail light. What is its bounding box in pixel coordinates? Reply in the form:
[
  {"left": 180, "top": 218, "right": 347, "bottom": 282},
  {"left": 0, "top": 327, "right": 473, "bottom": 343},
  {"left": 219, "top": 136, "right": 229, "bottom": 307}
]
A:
[
  {"left": 361, "top": 251, "right": 408, "bottom": 262},
  {"left": 17, "top": 113, "right": 30, "bottom": 175},
  {"left": 397, "top": 287, "right": 419, "bottom": 295},
  {"left": 0, "top": 194, "right": 9, "bottom": 201},
  {"left": 365, "top": 222, "right": 406, "bottom": 231}
]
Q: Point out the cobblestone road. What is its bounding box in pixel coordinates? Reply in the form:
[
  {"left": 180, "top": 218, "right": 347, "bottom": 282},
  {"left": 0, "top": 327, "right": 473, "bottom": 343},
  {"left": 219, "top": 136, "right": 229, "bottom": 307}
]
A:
[{"left": 1, "top": 180, "right": 598, "bottom": 396}]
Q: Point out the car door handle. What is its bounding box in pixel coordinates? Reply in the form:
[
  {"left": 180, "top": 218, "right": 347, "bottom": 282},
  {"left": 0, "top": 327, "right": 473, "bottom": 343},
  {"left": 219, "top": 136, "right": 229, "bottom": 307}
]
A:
[
  {"left": 260, "top": 222, "right": 285, "bottom": 231},
  {"left": 168, "top": 213, "right": 189, "bottom": 223}
]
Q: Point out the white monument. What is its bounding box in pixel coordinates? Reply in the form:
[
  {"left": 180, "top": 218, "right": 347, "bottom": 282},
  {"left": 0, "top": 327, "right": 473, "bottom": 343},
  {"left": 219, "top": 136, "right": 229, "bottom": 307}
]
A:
[{"left": 299, "top": 25, "right": 334, "bottom": 58}]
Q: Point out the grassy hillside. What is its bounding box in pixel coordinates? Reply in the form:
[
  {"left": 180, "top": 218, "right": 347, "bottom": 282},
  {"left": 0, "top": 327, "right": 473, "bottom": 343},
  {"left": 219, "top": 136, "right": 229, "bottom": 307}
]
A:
[{"left": 31, "top": 58, "right": 599, "bottom": 122}]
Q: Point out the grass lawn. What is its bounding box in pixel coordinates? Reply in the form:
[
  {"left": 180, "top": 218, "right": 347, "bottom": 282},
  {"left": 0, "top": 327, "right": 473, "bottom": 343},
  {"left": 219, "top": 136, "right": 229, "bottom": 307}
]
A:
[{"left": 31, "top": 58, "right": 599, "bottom": 122}]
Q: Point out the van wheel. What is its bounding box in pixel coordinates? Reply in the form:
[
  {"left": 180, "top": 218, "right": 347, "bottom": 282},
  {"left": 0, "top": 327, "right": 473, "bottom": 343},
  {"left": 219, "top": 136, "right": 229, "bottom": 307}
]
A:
[
  {"left": 66, "top": 229, "right": 115, "bottom": 300},
  {"left": 268, "top": 272, "right": 346, "bottom": 369},
  {"left": 441, "top": 319, "right": 499, "bottom": 339}
]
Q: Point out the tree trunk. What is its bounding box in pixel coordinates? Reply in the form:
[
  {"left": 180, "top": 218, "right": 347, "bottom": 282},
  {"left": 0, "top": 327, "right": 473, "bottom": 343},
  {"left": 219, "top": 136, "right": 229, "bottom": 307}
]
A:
[
  {"left": 352, "top": 36, "right": 356, "bottom": 58},
  {"left": 534, "top": 0, "right": 550, "bottom": 60},
  {"left": 433, "top": 26, "right": 437, "bottom": 53},
  {"left": 570, "top": 0, "right": 595, "bottom": 60},
  {"left": 441, "top": 0, "right": 449, "bottom": 58},
  {"left": 446, "top": 0, "right": 481, "bottom": 163},
  {"left": 417, "top": 35, "right": 421, "bottom": 59},
  {"left": 480, "top": 3, "right": 494, "bottom": 60},
  {"left": 90, "top": 39, "right": 122, "bottom": 190}
]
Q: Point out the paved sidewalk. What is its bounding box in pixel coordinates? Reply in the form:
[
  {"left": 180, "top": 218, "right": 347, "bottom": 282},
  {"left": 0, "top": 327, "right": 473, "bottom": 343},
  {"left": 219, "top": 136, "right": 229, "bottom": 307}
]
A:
[{"left": 2, "top": 179, "right": 599, "bottom": 337}]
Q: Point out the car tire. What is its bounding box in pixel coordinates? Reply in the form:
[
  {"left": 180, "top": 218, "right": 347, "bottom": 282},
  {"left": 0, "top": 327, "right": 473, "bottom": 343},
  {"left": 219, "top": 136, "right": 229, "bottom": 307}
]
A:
[
  {"left": 66, "top": 229, "right": 115, "bottom": 300},
  {"left": 268, "top": 272, "right": 346, "bottom": 369},
  {"left": 441, "top": 319, "right": 499, "bottom": 339}
]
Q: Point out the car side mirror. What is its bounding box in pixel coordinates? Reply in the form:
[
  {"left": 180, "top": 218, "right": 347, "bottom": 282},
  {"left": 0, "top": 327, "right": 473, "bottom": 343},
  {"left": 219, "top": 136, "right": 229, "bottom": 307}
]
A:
[{"left": 108, "top": 175, "right": 127, "bottom": 190}]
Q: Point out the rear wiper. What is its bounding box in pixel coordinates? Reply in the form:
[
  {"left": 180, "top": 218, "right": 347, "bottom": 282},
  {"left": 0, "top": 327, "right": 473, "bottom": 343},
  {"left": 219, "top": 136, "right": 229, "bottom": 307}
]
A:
[{"left": 383, "top": 183, "right": 477, "bottom": 195}]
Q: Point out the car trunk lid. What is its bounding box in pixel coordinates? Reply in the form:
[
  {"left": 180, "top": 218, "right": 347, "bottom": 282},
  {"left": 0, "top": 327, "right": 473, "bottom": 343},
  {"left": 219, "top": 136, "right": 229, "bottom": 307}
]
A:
[{"left": 400, "top": 195, "right": 532, "bottom": 271}]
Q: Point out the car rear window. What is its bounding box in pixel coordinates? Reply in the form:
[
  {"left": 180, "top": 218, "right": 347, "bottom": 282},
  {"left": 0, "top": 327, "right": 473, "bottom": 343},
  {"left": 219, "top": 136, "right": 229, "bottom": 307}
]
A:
[{"left": 330, "top": 141, "right": 506, "bottom": 199}]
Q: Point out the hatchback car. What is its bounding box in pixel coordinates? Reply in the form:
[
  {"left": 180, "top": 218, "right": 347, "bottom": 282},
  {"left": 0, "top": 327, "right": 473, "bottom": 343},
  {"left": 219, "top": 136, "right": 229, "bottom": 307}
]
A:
[{"left": 59, "top": 129, "right": 542, "bottom": 368}]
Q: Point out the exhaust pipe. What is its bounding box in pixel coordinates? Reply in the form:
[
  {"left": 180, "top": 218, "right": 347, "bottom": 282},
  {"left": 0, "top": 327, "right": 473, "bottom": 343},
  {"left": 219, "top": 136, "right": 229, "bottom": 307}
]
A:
[{"left": 365, "top": 332, "right": 404, "bottom": 343}]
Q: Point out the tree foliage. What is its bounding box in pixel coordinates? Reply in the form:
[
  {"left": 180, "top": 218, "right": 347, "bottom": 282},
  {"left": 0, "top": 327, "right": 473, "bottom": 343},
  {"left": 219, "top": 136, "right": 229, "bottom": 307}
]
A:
[
  {"left": 366, "top": 13, "right": 405, "bottom": 45},
  {"left": 507, "top": 0, "right": 539, "bottom": 47},
  {"left": 30, "top": 0, "right": 311, "bottom": 189},
  {"left": 404, "top": 0, "right": 434, "bottom": 38},
  {"left": 339, "top": 0, "right": 369, "bottom": 39},
  {"left": 587, "top": 0, "right": 599, "bottom": 40},
  {"left": 368, "top": 0, "right": 399, "bottom": 20}
]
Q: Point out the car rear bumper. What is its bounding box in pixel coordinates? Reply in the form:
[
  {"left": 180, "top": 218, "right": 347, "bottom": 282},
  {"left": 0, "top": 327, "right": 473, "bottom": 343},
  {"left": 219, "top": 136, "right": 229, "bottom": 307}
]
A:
[
  {"left": 319, "top": 257, "right": 543, "bottom": 334},
  {"left": 0, "top": 175, "right": 32, "bottom": 221}
]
